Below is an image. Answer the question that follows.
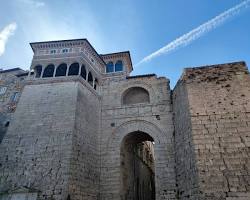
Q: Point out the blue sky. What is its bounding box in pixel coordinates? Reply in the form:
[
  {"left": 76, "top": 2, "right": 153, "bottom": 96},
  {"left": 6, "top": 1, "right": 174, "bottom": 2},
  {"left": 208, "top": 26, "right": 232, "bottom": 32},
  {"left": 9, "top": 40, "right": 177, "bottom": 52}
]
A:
[{"left": 0, "top": 0, "right": 250, "bottom": 88}]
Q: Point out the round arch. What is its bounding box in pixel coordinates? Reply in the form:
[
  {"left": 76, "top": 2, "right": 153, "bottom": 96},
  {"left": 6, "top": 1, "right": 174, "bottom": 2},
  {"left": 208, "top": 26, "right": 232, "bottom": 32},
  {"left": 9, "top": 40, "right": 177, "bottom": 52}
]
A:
[
  {"left": 80, "top": 64, "right": 87, "bottom": 80},
  {"left": 68, "top": 62, "right": 80, "bottom": 76},
  {"left": 102, "top": 120, "right": 173, "bottom": 199},
  {"left": 87, "top": 71, "right": 93, "bottom": 86},
  {"left": 107, "top": 120, "right": 165, "bottom": 150},
  {"left": 120, "top": 82, "right": 157, "bottom": 105},
  {"left": 55, "top": 63, "right": 67, "bottom": 77},
  {"left": 42, "top": 64, "right": 55, "bottom": 78},
  {"left": 122, "top": 87, "right": 150, "bottom": 105},
  {"left": 33, "top": 65, "right": 42, "bottom": 78}
]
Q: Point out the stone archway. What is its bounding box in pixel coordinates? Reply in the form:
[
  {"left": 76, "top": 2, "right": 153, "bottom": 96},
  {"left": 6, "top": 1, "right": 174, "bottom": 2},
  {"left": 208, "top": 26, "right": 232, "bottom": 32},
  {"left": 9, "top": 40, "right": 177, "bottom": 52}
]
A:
[{"left": 100, "top": 120, "right": 176, "bottom": 200}]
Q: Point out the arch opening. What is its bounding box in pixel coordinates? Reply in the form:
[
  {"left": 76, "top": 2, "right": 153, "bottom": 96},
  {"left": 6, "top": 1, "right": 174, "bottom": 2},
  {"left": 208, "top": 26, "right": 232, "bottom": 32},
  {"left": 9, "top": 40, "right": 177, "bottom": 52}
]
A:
[
  {"left": 34, "top": 65, "right": 42, "bottom": 78},
  {"left": 87, "top": 72, "right": 93, "bottom": 86},
  {"left": 43, "top": 64, "right": 55, "bottom": 78},
  {"left": 55, "top": 63, "right": 67, "bottom": 77},
  {"left": 120, "top": 131, "right": 155, "bottom": 200},
  {"left": 81, "top": 65, "right": 87, "bottom": 80},
  {"left": 122, "top": 87, "right": 150, "bottom": 105},
  {"left": 68, "top": 63, "right": 79, "bottom": 76}
]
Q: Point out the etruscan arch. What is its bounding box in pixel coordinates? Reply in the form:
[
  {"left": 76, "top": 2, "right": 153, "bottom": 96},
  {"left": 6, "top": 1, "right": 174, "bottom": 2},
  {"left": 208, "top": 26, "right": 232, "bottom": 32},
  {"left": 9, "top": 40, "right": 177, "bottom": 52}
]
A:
[{"left": 102, "top": 120, "right": 174, "bottom": 200}]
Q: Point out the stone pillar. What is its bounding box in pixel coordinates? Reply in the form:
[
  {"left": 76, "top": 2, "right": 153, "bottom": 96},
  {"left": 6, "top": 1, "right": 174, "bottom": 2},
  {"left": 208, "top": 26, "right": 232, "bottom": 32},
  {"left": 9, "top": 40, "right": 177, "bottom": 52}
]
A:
[
  {"left": 53, "top": 66, "right": 57, "bottom": 77},
  {"left": 40, "top": 67, "right": 45, "bottom": 78}
]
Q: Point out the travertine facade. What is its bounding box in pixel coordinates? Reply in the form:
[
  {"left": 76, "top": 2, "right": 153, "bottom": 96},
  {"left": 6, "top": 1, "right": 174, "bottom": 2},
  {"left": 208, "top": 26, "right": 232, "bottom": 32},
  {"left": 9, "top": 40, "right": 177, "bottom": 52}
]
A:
[{"left": 0, "top": 39, "right": 249, "bottom": 200}]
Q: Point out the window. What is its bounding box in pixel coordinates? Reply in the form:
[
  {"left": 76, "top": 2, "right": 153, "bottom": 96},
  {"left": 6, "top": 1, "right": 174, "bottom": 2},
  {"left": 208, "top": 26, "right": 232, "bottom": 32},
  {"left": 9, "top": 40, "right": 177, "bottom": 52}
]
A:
[
  {"left": 106, "top": 62, "right": 114, "bottom": 73},
  {"left": 0, "top": 87, "right": 7, "bottom": 95},
  {"left": 10, "top": 92, "right": 19, "bottom": 102},
  {"left": 50, "top": 49, "right": 56, "bottom": 54},
  {"left": 62, "top": 49, "right": 69, "bottom": 53},
  {"left": 115, "top": 60, "right": 123, "bottom": 72}
]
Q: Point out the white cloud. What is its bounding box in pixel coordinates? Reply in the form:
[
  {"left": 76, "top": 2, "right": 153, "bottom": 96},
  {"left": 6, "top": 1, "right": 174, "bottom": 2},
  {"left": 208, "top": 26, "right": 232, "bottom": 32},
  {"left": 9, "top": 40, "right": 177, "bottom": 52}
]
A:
[
  {"left": 18, "top": 0, "right": 45, "bottom": 8},
  {"left": 0, "top": 22, "right": 17, "bottom": 56},
  {"left": 136, "top": 0, "right": 250, "bottom": 67}
]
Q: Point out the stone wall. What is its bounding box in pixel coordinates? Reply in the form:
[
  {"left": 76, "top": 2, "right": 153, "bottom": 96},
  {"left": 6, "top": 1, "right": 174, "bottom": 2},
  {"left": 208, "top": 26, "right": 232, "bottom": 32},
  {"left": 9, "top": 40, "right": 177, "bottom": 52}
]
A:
[
  {"left": 173, "top": 62, "right": 250, "bottom": 200},
  {"left": 0, "top": 79, "right": 78, "bottom": 199},
  {"left": 173, "top": 79, "right": 201, "bottom": 199},
  {"left": 0, "top": 69, "right": 27, "bottom": 143},
  {"left": 68, "top": 81, "right": 101, "bottom": 200}
]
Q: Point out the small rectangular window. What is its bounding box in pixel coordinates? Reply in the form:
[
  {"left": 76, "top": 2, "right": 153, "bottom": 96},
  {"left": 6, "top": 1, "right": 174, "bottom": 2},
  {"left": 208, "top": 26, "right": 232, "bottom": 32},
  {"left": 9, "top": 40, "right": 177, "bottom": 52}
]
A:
[
  {"left": 0, "top": 86, "right": 7, "bottom": 95},
  {"left": 62, "top": 49, "right": 69, "bottom": 53},
  {"left": 50, "top": 49, "right": 56, "bottom": 54}
]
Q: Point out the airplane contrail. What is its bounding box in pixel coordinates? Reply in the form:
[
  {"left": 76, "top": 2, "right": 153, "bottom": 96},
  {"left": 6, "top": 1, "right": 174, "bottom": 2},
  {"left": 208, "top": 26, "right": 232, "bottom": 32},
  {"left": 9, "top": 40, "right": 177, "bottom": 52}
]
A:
[{"left": 136, "top": 0, "right": 250, "bottom": 67}]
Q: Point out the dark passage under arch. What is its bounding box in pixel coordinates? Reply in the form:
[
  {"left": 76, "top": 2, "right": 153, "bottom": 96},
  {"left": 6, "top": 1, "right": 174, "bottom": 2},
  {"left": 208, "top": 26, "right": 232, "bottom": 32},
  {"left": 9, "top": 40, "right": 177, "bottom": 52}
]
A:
[{"left": 120, "top": 131, "right": 155, "bottom": 200}]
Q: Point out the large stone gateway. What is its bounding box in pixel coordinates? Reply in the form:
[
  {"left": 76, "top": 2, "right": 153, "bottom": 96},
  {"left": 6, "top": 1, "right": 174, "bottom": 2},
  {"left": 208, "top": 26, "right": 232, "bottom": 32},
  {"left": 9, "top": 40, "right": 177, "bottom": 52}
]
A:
[{"left": 0, "top": 39, "right": 250, "bottom": 200}]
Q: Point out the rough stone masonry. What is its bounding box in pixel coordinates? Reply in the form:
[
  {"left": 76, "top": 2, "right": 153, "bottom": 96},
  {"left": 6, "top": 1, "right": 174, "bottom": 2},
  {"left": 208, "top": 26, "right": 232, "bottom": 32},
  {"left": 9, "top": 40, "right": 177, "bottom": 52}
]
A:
[{"left": 0, "top": 39, "right": 249, "bottom": 200}]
